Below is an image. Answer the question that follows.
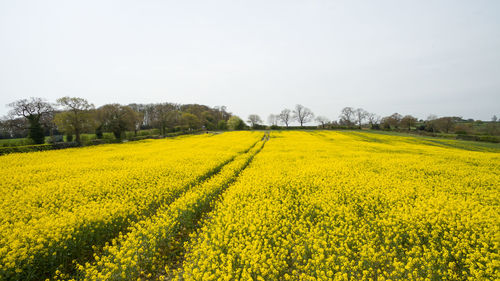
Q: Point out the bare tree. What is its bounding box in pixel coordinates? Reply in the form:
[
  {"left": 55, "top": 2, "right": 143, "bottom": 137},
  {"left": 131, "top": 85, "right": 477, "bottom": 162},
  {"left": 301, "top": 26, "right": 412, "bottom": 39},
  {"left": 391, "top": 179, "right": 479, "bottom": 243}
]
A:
[
  {"left": 132, "top": 111, "right": 144, "bottom": 135},
  {"left": 400, "top": 115, "right": 417, "bottom": 131},
  {"left": 315, "top": 116, "right": 330, "bottom": 128},
  {"left": 128, "top": 103, "right": 150, "bottom": 128},
  {"left": 486, "top": 115, "right": 500, "bottom": 135},
  {"left": 268, "top": 114, "right": 279, "bottom": 126},
  {"left": 339, "top": 107, "right": 355, "bottom": 127},
  {"left": 55, "top": 97, "right": 95, "bottom": 144},
  {"left": 7, "top": 97, "right": 54, "bottom": 144},
  {"left": 381, "top": 113, "right": 403, "bottom": 129},
  {"left": 367, "top": 113, "right": 380, "bottom": 129},
  {"left": 247, "top": 114, "right": 263, "bottom": 128},
  {"left": 152, "top": 103, "right": 178, "bottom": 135},
  {"left": 427, "top": 114, "right": 438, "bottom": 121},
  {"left": 293, "top": 104, "right": 314, "bottom": 127},
  {"left": 425, "top": 114, "right": 438, "bottom": 132},
  {"left": 434, "top": 117, "right": 457, "bottom": 133},
  {"left": 0, "top": 117, "right": 28, "bottom": 138},
  {"left": 354, "top": 108, "right": 368, "bottom": 128},
  {"left": 213, "top": 105, "right": 231, "bottom": 122},
  {"left": 278, "top": 109, "right": 292, "bottom": 128}
]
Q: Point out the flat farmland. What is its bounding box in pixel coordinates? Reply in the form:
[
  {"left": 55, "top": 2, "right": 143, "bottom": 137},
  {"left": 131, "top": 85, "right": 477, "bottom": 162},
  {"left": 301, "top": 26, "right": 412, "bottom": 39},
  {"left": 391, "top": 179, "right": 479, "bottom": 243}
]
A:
[{"left": 0, "top": 131, "right": 498, "bottom": 280}]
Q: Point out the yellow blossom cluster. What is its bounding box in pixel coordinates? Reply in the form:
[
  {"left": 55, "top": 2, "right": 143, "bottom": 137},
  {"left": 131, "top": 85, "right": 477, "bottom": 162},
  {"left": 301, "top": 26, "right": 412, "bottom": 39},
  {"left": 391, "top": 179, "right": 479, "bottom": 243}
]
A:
[
  {"left": 80, "top": 137, "right": 266, "bottom": 281},
  {"left": 178, "top": 131, "right": 499, "bottom": 281},
  {"left": 0, "top": 132, "right": 262, "bottom": 280},
  {"left": 1, "top": 130, "right": 498, "bottom": 280}
]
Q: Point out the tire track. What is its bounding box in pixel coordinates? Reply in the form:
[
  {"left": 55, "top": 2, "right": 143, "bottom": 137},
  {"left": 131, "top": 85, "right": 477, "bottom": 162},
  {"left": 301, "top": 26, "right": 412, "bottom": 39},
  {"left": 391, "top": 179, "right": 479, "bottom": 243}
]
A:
[
  {"left": 42, "top": 139, "right": 261, "bottom": 281},
  {"left": 76, "top": 134, "right": 268, "bottom": 281},
  {"left": 160, "top": 133, "right": 269, "bottom": 280}
]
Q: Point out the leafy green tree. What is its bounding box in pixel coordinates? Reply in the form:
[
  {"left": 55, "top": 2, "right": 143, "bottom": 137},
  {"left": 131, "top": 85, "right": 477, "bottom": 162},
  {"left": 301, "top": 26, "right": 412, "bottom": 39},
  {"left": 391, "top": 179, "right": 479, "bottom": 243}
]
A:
[
  {"left": 181, "top": 112, "right": 202, "bottom": 130},
  {"left": 201, "top": 111, "right": 216, "bottom": 130},
  {"left": 95, "top": 124, "right": 104, "bottom": 139},
  {"left": 55, "top": 97, "right": 95, "bottom": 144},
  {"left": 96, "top": 104, "right": 139, "bottom": 139},
  {"left": 217, "top": 120, "right": 227, "bottom": 130},
  {"left": 227, "top": 116, "right": 246, "bottom": 130}
]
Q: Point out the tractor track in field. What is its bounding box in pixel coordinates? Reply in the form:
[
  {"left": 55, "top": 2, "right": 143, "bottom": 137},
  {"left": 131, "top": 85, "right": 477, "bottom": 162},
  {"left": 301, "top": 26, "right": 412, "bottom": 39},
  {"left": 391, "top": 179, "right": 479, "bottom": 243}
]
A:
[
  {"left": 157, "top": 132, "right": 269, "bottom": 280},
  {"left": 41, "top": 138, "right": 265, "bottom": 281}
]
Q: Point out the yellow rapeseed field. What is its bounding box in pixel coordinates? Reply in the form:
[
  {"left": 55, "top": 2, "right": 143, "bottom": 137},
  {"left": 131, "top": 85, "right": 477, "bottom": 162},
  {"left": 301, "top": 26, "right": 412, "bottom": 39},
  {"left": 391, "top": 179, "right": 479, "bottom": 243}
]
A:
[
  {"left": 78, "top": 138, "right": 266, "bottom": 281},
  {"left": 0, "top": 131, "right": 498, "bottom": 280},
  {"left": 178, "top": 131, "right": 499, "bottom": 281},
  {"left": 0, "top": 131, "right": 262, "bottom": 280}
]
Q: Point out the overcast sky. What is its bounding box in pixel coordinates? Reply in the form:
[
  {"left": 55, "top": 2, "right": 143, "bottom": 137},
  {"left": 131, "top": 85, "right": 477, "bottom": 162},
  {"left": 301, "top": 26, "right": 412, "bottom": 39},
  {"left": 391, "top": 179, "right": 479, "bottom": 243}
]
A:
[{"left": 1, "top": 0, "right": 499, "bottom": 123}]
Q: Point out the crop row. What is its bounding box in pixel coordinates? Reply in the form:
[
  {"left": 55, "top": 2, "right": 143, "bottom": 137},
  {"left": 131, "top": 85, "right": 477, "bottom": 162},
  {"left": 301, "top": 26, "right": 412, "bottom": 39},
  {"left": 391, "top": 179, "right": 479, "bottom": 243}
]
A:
[
  {"left": 77, "top": 137, "right": 266, "bottom": 281},
  {"left": 177, "top": 131, "right": 499, "bottom": 281},
  {"left": 0, "top": 132, "right": 262, "bottom": 280}
]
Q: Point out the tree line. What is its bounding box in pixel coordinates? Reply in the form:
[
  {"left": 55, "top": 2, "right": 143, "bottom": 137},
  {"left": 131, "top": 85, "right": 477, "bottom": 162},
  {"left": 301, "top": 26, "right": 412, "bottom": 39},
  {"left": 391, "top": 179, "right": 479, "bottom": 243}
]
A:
[
  {"left": 0, "top": 97, "right": 237, "bottom": 144},
  {"left": 2, "top": 98, "right": 499, "bottom": 145},
  {"left": 252, "top": 105, "right": 500, "bottom": 136}
]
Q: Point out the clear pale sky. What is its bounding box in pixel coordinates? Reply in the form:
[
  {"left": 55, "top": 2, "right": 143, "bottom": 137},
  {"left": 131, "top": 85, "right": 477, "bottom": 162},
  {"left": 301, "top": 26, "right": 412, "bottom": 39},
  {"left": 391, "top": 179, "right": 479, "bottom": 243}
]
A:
[{"left": 1, "top": 0, "right": 499, "bottom": 123}]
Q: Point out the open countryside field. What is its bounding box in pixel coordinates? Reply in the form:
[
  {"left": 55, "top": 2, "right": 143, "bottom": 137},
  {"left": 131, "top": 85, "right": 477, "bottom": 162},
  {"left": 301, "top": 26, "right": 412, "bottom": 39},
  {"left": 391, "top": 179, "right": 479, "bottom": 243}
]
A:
[{"left": 0, "top": 131, "right": 498, "bottom": 280}]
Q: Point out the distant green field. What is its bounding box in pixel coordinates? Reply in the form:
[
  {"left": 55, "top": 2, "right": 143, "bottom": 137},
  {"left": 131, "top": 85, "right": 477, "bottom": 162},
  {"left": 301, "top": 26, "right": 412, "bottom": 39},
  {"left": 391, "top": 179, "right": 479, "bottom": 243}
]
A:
[
  {"left": 0, "top": 129, "right": 161, "bottom": 147},
  {"left": 363, "top": 130, "right": 500, "bottom": 152},
  {"left": 0, "top": 138, "right": 33, "bottom": 147}
]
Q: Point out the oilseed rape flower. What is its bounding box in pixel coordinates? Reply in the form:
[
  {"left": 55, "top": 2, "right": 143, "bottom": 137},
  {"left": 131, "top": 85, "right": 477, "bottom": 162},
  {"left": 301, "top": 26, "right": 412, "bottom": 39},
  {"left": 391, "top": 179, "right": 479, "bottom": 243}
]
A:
[
  {"left": 82, "top": 139, "right": 266, "bottom": 280},
  {"left": 1, "top": 130, "right": 498, "bottom": 280},
  {"left": 0, "top": 132, "right": 262, "bottom": 280},
  {"left": 178, "top": 131, "right": 499, "bottom": 281}
]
